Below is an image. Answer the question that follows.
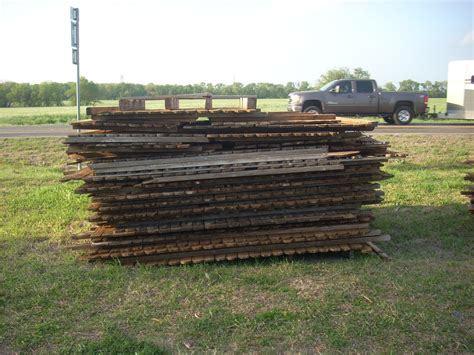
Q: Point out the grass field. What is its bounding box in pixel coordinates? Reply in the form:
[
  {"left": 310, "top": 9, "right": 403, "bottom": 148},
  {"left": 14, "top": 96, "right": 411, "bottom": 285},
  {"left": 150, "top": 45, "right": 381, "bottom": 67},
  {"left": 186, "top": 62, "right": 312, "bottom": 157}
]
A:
[
  {"left": 0, "top": 99, "right": 285, "bottom": 126},
  {"left": 0, "top": 98, "right": 466, "bottom": 126},
  {"left": 1, "top": 135, "right": 473, "bottom": 353}
]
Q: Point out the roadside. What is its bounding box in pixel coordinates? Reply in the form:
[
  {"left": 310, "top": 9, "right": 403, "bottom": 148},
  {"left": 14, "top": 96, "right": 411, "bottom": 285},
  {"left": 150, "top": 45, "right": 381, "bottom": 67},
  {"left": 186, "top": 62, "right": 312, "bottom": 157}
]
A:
[
  {"left": 0, "top": 98, "right": 468, "bottom": 127},
  {"left": 0, "top": 124, "right": 75, "bottom": 138}
]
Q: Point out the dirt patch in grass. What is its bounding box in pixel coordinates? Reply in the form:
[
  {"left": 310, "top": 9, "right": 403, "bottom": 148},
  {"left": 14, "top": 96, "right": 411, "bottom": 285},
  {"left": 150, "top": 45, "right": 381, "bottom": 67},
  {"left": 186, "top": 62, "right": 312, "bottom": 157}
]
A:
[{"left": 290, "top": 277, "right": 327, "bottom": 300}]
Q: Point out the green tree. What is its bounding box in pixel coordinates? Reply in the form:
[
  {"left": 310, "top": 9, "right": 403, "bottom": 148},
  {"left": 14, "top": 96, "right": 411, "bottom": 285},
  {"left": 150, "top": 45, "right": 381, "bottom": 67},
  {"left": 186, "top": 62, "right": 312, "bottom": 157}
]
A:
[
  {"left": 37, "top": 82, "right": 64, "bottom": 106},
  {"left": 50, "top": 82, "right": 67, "bottom": 105},
  {"left": 229, "top": 82, "right": 244, "bottom": 95},
  {"left": 29, "top": 84, "right": 41, "bottom": 106},
  {"left": 7, "top": 83, "right": 33, "bottom": 106},
  {"left": 398, "top": 79, "right": 420, "bottom": 92},
  {"left": 38, "top": 82, "right": 53, "bottom": 106},
  {"left": 0, "top": 82, "right": 15, "bottom": 107},
  {"left": 383, "top": 82, "right": 397, "bottom": 91},
  {"left": 314, "top": 67, "right": 371, "bottom": 89},
  {"left": 144, "top": 83, "right": 157, "bottom": 97},
  {"left": 352, "top": 67, "right": 371, "bottom": 79},
  {"left": 422, "top": 80, "right": 446, "bottom": 98},
  {"left": 256, "top": 83, "right": 272, "bottom": 98},
  {"left": 297, "top": 81, "right": 311, "bottom": 91},
  {"left": 244, "top": 83, "right": 257, "bottom": 95},
  {"left": 421, "top": 80, "right": 433, "bottom": 92},
  {"left": 285, "top": 82, "right": 297, "bottom": 93},
  {"left": 67, "top": 77, "right": 100, "bottom": 105}
]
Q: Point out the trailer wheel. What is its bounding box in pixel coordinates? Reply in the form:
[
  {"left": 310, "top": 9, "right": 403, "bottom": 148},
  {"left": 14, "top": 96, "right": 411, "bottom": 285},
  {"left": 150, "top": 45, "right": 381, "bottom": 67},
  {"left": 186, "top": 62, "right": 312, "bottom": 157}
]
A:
[
  {"left": 393, "top": 106, "right": 414, "bottom": 125},
  {"left": 383, "top": 116, "right": 395, "bottom": 124},
  {"left": 303, "top": 106, "right": 322, "bottom": 114}
]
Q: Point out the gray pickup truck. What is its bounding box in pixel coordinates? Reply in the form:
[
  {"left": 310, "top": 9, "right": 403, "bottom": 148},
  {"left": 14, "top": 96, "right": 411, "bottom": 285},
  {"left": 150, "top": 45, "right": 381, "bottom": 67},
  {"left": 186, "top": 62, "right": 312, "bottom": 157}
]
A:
[{"left": 288, "top": 79, "right": 428, "bottom": 124}]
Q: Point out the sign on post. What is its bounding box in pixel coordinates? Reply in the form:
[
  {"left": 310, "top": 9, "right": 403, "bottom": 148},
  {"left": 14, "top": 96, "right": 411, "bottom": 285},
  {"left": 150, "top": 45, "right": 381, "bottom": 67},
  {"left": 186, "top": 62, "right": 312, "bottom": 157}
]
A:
[
  {"left": 71, "top": 22, "right": 78, "bottom": 48},
  {"left": 70, "top": 6, "right": 81, "bottom": 171},
  {"left": 70, "top": 7, "right": 80, "bottom": 126},
  {"left": 72, "top": 48, "right": 78, "bottom": 65},
  {"left": 70, "top": 7, "right": 79, "bottom": 21}
]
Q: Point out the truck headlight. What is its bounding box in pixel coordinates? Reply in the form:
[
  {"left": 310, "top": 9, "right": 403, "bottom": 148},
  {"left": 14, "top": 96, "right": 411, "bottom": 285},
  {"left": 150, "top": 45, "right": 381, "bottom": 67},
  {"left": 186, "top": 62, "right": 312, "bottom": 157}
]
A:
[{"left": 289, "top": 94, "right": 301, "bottom": 104}]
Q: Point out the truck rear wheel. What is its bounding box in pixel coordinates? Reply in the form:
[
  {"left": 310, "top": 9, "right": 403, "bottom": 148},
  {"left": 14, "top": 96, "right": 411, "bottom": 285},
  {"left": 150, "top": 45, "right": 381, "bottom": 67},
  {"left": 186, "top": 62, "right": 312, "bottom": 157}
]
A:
[
  {"left": 303, "top": 106, "right": 322, "bottom": 114},
  {"left": 393, "top": 106, "right": 414, "bottom": 125}
]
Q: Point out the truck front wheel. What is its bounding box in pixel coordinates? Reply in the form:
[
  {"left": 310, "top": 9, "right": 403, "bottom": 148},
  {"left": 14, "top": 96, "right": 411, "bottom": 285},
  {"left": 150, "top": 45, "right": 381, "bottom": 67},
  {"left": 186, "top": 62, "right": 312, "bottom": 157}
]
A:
[
  {"left": 303, "top": 106, "right": 322, "bottom": 114},
  {"left": 393, "top": 106, "right": 414, "bottom": 125}
]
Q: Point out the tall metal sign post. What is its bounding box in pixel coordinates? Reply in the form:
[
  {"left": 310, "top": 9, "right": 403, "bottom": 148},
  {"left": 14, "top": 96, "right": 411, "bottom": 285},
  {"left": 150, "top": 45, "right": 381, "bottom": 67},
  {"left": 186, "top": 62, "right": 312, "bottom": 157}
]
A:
[
  {"left": 71, "top": 7, "right": 80, "bottom": 170},
  {"left": 70, "top": 7, "right": 80, "bottom": 122}
]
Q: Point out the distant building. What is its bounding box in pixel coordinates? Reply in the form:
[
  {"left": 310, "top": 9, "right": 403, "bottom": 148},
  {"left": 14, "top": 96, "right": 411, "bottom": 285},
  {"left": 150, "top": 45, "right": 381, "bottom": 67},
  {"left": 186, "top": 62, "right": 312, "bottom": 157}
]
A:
[{"left": 446, "top": 60, "right": 474, "bottom": 119}]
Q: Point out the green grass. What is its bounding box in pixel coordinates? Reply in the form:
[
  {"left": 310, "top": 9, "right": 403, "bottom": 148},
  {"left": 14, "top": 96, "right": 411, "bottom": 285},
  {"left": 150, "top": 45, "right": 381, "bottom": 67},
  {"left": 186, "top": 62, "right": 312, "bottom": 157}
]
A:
[
  {"left": 0, "top": 99, "right": 286, "bottom": 126},
  {"left": 0, "top": 98, "right": 468, "bottom": 126},
  {"left": 1, "top": 136, "right": 473, "bottom": 353},
  {"left": 428, "top": 97, "right": 447, "bottom": 113}
]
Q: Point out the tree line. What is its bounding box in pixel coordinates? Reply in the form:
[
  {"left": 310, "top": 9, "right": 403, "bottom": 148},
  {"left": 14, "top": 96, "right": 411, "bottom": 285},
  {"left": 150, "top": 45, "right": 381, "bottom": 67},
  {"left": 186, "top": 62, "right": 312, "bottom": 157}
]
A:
[
  {"left": 382, "top": 80, "right": 447, "bottom": 98},
  {"left": 314, "top": 67, "right": 447, "bottom": 98},
  {"left": 0, "top": 79, "right": 313, "bottom": 107},
  {"left": 0, "top": 67, "right": 447, "bottom": 107}
]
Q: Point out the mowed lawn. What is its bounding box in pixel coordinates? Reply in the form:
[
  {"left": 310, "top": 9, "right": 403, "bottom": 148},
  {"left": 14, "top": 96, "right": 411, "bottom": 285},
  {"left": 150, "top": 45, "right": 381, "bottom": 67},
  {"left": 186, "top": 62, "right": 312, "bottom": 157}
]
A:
[
  {"left": 0, "top": 98, "right": 465, "bottom": 126},
  {"left": 0, "top": 135, "right": 473, "bottom": 353}
]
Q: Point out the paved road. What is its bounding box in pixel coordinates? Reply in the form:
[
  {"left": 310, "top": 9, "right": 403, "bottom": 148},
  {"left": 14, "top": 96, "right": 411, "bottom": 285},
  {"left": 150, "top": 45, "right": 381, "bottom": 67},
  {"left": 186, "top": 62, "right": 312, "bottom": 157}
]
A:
[
  {"left": 0, "top": 123, "right": 473, "bottom": 138},
  {"left": 0, "top": 124, "right": 75, "bottom": 138}
]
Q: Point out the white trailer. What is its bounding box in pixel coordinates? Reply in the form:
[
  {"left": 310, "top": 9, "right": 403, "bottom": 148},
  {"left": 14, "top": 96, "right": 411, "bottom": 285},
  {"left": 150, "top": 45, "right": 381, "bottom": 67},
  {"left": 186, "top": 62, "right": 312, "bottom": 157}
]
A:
[{"left": 440, "top": 60, "right": 474, "bottom": 120}]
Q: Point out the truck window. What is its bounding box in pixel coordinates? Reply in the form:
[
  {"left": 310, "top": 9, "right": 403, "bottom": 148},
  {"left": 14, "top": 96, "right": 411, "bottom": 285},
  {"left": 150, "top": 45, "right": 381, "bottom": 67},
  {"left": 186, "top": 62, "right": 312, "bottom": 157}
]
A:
[
  {"left": 356, "top": 81, "right": 374, "bottom": 93},
  {"left": 335, "top": 81, "right": 352, "bottom": 94}
]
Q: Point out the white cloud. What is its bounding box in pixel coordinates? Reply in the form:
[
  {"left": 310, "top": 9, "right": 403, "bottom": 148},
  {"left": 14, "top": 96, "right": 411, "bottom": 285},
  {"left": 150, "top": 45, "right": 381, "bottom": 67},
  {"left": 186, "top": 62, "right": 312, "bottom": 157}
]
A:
[{"left": 461, "top": 30, "right": 474, "bottom": 45}]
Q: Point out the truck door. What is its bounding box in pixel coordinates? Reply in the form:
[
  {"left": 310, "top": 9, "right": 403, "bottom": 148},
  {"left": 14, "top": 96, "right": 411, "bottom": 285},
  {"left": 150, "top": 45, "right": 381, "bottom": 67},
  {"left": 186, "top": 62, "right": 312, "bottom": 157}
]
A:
[
  {"left": 324, "top": 80, "right": 354, "bottom": 113},
  {"left": 353, "top": 80, "right": 378, "bottom": 113}
]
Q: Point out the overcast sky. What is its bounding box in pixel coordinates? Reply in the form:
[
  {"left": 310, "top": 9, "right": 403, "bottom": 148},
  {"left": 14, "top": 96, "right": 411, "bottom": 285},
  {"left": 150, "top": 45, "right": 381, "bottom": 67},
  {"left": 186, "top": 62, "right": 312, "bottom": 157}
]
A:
[{"left": 0, "top": 0, "right": 472, "bottom": 85}]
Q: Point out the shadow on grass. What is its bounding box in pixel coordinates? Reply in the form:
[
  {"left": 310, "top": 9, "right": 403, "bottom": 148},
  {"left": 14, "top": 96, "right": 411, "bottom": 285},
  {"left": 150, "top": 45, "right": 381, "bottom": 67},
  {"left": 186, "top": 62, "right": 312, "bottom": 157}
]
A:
[
  {"left": 170, "top": 201, "right": 473, "bottom": 267},
  {"left": 372, "top": 202, "right": 473, "bottom": 259},
  {"left": 87, "top": 201, "right": 472, "bottom": 270},
  {"left": 61, "top": 326, "right": 170, "bottom": 354},
  {"left": 103, "top": 201, "right": 472, "bottom": 271},
  {"left": 388, "top": 161, "right": 470, "bottom": 172}
]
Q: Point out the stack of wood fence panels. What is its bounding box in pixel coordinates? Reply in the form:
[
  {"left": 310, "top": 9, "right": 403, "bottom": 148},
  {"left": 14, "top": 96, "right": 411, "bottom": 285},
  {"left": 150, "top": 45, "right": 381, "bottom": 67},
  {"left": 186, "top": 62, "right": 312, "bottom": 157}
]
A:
[
  {"left": 64, "top": 107, "right": 392, "bottom": 265},
  {"left": 462, "top": 153, "right": 474, "bottom": 214}
]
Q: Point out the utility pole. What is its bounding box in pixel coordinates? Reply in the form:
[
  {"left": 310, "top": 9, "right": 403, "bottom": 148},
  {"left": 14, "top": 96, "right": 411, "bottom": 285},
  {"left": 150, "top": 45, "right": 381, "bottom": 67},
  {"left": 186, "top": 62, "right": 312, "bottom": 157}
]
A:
[
  {"left": 70, "top": 7, "right": 80, "bottom": 123},
  {"left": 70, "top": 7, "right": 80, "bottom": 169}
]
